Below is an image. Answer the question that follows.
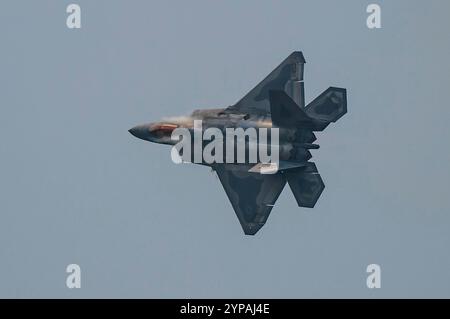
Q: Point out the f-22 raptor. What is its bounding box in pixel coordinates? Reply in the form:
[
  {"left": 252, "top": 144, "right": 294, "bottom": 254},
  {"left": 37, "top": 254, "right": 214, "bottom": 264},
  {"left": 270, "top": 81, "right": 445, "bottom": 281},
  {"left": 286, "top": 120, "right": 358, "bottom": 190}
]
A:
[{"left": 129, "top": 52, "right": 347, "bottom": 235}]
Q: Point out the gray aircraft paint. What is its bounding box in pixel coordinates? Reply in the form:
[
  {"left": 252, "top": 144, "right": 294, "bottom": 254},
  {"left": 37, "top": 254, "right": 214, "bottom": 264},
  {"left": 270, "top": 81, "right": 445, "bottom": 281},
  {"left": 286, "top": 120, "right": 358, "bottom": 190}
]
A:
[
  {"left": 2, "top": 0, "right": 450, "bottom": 298},
  {"left": 129, "top": 52, "right": 347, "bottom": 235}
]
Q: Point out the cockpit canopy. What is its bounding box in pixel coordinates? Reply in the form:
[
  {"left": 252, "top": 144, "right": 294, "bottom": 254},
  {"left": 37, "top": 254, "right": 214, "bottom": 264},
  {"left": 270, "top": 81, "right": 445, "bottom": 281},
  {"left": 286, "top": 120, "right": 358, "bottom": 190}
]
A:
[{"left": 149, "top": 123, "right": 179, "bottom": 138}]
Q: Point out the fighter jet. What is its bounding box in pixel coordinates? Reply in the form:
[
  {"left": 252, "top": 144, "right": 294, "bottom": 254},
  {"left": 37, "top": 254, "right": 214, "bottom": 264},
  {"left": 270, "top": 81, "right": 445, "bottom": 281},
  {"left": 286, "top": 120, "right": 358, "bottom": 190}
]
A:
[{"left": 129, "top": 51, "right": 347, "bottom": 235}]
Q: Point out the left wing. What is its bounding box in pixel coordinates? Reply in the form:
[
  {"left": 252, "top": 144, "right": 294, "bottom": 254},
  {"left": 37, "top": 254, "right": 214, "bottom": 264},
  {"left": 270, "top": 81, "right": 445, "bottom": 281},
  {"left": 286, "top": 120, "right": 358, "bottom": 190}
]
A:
[
  {"left": 214, "top": 164, "right": 286, "bottom": 235},
  {"left": 227, "top": 51, "right": 306, "bottom": 114}
]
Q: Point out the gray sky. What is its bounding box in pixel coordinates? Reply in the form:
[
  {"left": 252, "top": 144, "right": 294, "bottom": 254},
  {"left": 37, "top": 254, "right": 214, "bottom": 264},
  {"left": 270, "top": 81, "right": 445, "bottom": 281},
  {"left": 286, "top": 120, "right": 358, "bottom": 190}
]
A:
[{"left": 1, "top": 0, "right": 450, "bottom": 298}]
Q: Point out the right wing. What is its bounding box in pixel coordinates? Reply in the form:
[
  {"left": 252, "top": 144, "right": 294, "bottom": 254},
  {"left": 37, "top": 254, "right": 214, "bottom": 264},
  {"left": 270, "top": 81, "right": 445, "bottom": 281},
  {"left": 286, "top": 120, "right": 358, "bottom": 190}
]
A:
[
  {"left": 214, "top": 164, "right": 286, "bottom": 235},
  {"left": 227, "top": 51, "right": 306, "bottom": 114}
]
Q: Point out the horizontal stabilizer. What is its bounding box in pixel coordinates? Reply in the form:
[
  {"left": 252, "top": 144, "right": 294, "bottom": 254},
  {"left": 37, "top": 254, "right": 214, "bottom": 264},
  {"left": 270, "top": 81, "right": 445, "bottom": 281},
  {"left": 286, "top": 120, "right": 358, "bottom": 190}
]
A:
[
  {"left": 305, "top": 87, "right": 347, "bottom": 123},
  {"left": 285, "top": 162, "right": 325, "bottom": 208}
]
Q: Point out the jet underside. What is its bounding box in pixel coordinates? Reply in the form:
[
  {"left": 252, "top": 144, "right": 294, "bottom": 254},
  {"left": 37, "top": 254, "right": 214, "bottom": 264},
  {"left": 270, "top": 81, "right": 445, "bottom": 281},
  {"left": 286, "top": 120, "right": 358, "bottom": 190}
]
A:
[{"left": 129, "top": 51, "right": 347, "bottom": 235}]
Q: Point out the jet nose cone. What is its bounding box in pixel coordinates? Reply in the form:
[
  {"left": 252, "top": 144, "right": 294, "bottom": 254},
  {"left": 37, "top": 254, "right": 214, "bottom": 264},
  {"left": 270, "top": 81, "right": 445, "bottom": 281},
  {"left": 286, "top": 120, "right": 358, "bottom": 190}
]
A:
[
  {"left": 128, "top": 126, "right": 139, "bottom": 138},
  {"left": 128, "top": 125, "right": 148, "bottom": 140}
]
